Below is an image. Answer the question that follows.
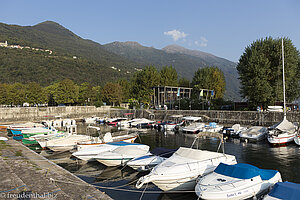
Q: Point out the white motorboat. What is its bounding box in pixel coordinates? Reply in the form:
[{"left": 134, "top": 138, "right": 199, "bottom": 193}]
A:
[
  {"left": 76, "top": 126, "right": 138, "bottom": 150},
  {"left": 203, "top": 122, "right": 223, "bottom": 133},
  {"left": 222, "top": 124, "right": 247, "bottom": 137},
  {"left": 136, "top": 147, "right": 236, "bottom": 191},
  {"left": 267, "top": 119, "right": 297, "bottom": 145},
  {"left": 180, "top": 116, "right": 205, "bottom": 134},
  {"left": 45, "top": 134, "right": 97, "bottom": 151},
  {"left": 84, "top": 117, "right": 99, "bottom": 124},
  {"left": 239, "top": 126, "right": 268, "bottom": 141},
  {"left": 263, "top": 181, "right": 300, "bottom": 200},
  {"left": 127, "top": 147, "right": 176, "bottom": 171},
  {"left": 72, "top": 141, "right": 143, "bottom": 161},
  {"left": 195, "top": 162, "right": 282, "bottom": 200},
  {"left": 94, "top": 144, "right": 150, "bottom": 166},
  {"left": 267, "top": 39, "right": 298, "bottom": 145}
]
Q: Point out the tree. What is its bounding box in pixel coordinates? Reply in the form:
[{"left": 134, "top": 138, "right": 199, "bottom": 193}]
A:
[
  {"left": 26, "top": 82, "right": 47, "bottom": 105},
  {"left": 49, "top": 79, "right": 79, "bottom": 105},
  {"left": 9, "top": 83, "right": 26, "bottom": 106},
  {"left": 0, "top": 83, "right": 11, "bottom": 105},
  {"left": 237, "top": 37, "right": 300, "bottom": 108},
  {"left": 78, "top": 82, "right": 93, "bottom": 105},
  {"left": 117, "top": 79, "right": 130, "bottom": 101},
  {"left": 102, "top": 82, "right": 124, "bottom": 106},
  {"left": 130, "top": 66, "right": 160, "bottom": 105},
  {"left": 160, "top": 66, "right": 178, "bottom": 86},
  {"left": 178, "top": 77, "right": 190, "bottom": 87},
  {"left": 191, "top": 67, "right": 226, "bottom": 99}
]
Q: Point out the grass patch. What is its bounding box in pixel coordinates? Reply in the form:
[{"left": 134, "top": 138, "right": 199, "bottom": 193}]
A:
[
  {"left": 0, "top": 141, "right": 9, "bottom": 150},
  {"left": 15, "top": 150, "right": 23, "bottom": 157}
]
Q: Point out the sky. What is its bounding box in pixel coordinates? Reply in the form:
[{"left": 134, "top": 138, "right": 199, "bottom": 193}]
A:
[{"left": 1, "top": 0, "right": 300, "bottom": 62}]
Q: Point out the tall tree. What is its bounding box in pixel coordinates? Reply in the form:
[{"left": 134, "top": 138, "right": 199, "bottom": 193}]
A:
[
  {"left": 102, "top": 82, "right": 124, "bottom": 106},
  {"left": 50, "top": 79, "right": 79, "bottom": 105},
  {"left": 130, "top": 66, "right": 160, "bottom": 105},
  {"left": 237, "top": 37, "right": 300, "bottom": 108},
  {"left": 0, "top": 83, "right": 11, "bottom": 105},
  {"left": 26, "top": 82, "right": 47, "bottom": 105},
  {"left": 9, "top": 83, "right": 26, "bottom": 106},
  {"left": 192, "top": 67, "right": 226, "bottom": 99},
  {"left": 160, "top": 66, "right": 178, "bottom": 86},
  {"left": 78, "top": 82, "right": 93, "bottom": 105},
  {"left": 178, "top": 77, "right": 190, "bottom": 87}
]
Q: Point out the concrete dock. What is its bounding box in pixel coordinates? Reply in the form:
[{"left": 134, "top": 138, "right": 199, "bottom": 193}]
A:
[{"left": 0, "top": 131, "right": 112, "bottom": 200}]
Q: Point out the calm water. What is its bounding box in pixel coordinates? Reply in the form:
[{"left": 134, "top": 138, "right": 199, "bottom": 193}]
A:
[{"left": 42, "top": 124, "right": 300, "bottom": 200}]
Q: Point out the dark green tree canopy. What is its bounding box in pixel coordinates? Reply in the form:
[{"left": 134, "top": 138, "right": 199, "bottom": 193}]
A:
[
  {"left": 130, "top": 66, "right": 160, "bottom": 105},
  {"left": 237, "top": 37, "right": 300, "bottom": 108},
  {"left": 159, "top": 66, "right": 178, "bottom": 86},
  {"left": 102, "top": 82, "right": 124, "bottom": 106},
  {"left": 192, "top": 66, "right": 226, "bottom": 99}
]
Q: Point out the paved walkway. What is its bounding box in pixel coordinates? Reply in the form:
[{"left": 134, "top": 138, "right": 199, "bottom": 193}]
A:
[{"left": 0, "top": 131, "right": 112, "bottom": 200}]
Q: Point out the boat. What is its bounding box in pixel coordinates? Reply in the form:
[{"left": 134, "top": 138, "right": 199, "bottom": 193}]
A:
[
  {"left": 72, "top": 141, "right": 143, "bottom": 161},
  {"left": 239, "top": 126, "right": 268, "bottom": 142},
  {"left": 180, "top": 116, "right": 205, "bottom": 134},
  {"left": 94, "top": 144, "right": 150, "bottom": 167},
  {"left": 11, "top": 126, "right": 57, "bottom": 140},
  {"left": 267, "top": 106, "right": 283, "bottom": 112},
  {"left": 45, "top": 134, "right": 98, "bottom": 151},
  {"left": 267, "top": 39, "right": 298, "bottom": 145},
  {"left": 126, "top": 147, "right": 176, "bottom": 171},
  {"left": 263, "top": 181, "right": 300, "bottom": 200},
  {"left": 164, "top": 115, "right": 184, "bottom": 131},
  {"left": 84, "top": 116, "right": 99, "bottom": 124},
  {"left": 267, "top": 119, "right": 297, "bottom": 144},
  {"left": 76, "top": 126, "right": 138, "bottom": 150},
  {"left": 203, "top": 122, "right": 223, "bottom": 133},
  {"left": 136, "top": 132, "right": 236, "bottom": 191},
  {"left": 222, "top": 124, "right": 247, "bottom": 138},
  {"left": 195, "top": 163, "right": 282, "bottom": 200}
]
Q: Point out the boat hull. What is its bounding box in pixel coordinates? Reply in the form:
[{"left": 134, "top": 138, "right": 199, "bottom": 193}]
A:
[{"left": 267, "top": 134, "right": 296, "bottom": 144}]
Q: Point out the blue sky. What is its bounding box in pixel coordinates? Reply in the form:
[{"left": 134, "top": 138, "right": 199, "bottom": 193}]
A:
[{"left": 1, "top": 0, "right": 300, "bottom": 62}]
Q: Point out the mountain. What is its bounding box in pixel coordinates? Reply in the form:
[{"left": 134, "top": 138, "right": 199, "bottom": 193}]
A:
[
  {"left": 0, "top": 21, "right": 241, "bottom": 100},
  {"left": 0, "top": 21, "right": 139, "bottom": 86},
  {"left": 104, "top": 42, "right": 241, "bottom": 100}
]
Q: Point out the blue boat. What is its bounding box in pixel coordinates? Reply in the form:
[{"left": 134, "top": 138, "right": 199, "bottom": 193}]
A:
[{"left": 264, "top": 181, "right": 300, "bottom": 200}]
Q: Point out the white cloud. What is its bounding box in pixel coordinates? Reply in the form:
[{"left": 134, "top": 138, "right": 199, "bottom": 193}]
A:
[
  {"left": 164, "top": 29, "right": 188, "bottom": 41},
  {"left": 195, "top": 36, "right": 208, "bottom": 47}
]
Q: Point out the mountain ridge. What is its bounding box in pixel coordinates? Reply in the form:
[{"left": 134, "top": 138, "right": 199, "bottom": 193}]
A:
[
  {"left": 0, "top": 21, "right": 241, "bottom": 100},
  {"left": 104, "top": 41, "right": 241, "bottom": 100}
]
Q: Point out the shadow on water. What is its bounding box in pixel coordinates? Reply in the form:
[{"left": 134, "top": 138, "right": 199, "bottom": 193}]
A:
[{"left": 40, "top": 124, "right": 300, "bottom": 199}]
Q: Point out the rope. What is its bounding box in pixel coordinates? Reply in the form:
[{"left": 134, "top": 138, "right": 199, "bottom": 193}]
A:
[
  {"left": 0, "top": 185, "right": 27, "bottom": 193},
  {"left": 139, "top": 182, "right": 148, "bottom": 200}
]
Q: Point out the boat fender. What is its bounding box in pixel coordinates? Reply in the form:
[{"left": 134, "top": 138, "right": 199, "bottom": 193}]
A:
[{"left": 136, "top": 175, "right": 151, "bottom": 189}]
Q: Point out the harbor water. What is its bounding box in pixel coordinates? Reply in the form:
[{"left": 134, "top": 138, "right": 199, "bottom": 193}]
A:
[{"left": 40, "top": 123, "right": 300, "bottom": 200}]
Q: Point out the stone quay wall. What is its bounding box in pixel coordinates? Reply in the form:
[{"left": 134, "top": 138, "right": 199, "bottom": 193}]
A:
[{"left": 0, "top": 106, "right": 299, "bottom": 126}]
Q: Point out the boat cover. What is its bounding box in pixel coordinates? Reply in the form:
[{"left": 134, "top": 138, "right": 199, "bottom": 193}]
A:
[
  {"left": 214, "top": 163, "right": 278, "bottom": 180},
  {"left": 271, "top": 119, "right": 296, "bottom": 132},
  {"left": 175, "top": 147, "right": 223, "bottom": 161},
  {"left": 150, "top": 147, "right": 177, "bottom": 158},
  {"left": 113, "top": 145, "right": 149, "bottom": 156},
  {"left": 267, "top": 182, "right": 300, "bottom": 200},
  {"left": 242, "top": 126, "right": 266, "bottom": 135}
]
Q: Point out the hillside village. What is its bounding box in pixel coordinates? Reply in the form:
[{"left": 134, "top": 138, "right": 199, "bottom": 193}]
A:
[{"left": 0, "top": 40, "right": 53, "bottom": 55}]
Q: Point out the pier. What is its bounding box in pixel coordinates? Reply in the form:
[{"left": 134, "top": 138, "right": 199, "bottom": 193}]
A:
[
  {"left": 0, "top": 131, "right": 112, "bottom": 200},
  {"left": 0, "top": 106, "right": 299, "bottom": 126}
]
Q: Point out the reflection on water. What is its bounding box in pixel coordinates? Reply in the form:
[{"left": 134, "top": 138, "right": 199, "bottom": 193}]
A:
[{"left": 44, "top": 125, "right": 300, "bottom": 200}]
